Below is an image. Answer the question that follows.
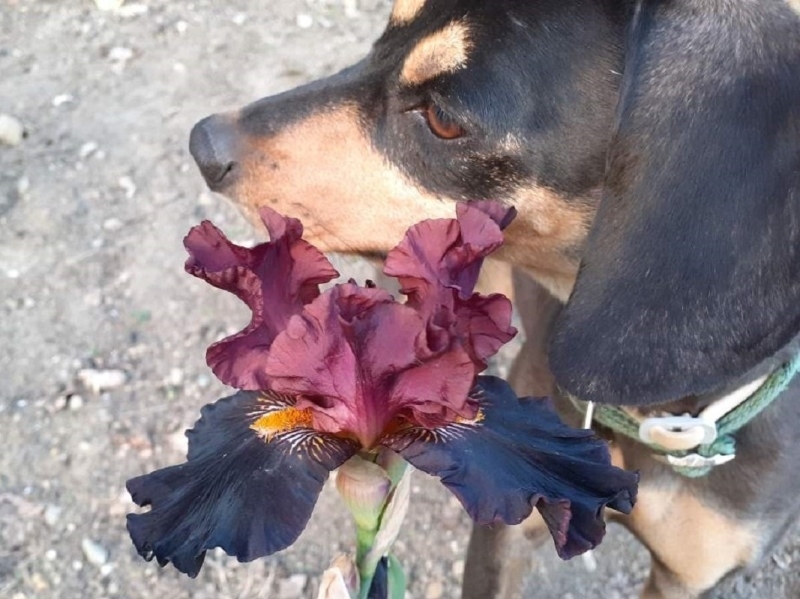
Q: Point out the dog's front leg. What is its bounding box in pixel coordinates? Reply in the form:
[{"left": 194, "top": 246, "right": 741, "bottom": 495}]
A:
[{"left": 461, "top": 274, "right": 564, "bottom": 599}]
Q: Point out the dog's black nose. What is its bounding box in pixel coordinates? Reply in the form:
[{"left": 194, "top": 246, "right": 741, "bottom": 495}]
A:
[{"left": 189, "top": 115, "right": 238, "bottom": 190}]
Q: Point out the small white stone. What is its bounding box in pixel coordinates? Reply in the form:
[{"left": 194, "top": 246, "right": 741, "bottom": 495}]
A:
[
  {"left": 166, "top": 367, "right": 184, "bottom": 386},
  {"left": 81, "top": 538, "right": 109, "bottom": 566},
  {"left": 173, "top": 62, "right": 186, "bottom": 74},
  {"left": 69, "top": 395, "right": 84, "bottom": 410},
  {"left": 79, "top": 141, "right": 99, "bottom": 159},
  {"left": 278, "top": 574, "right": 308, "bottom": 599},
  {"left": 52, "top": 94, "right": 74, "bottom": 107},
  {"left": 0, "top": 114, "right": 24, "bottom": 146},
  {"left": 232, "top": 12, "right": 247, "bottom": 25},
  {"left": 425, "top": 581, "right": 444, "bottom": 599},
  {"left": 44, "top": 505, "right": 62, "bottom": 526},
  {"left": 16, "top": 176, "right": 30, "bottom": 195},
  {"left": 343, "top": 0, "right": 359, "bottom": 18},
  {"left": 77, "top": 368, "right": 127, "bottom": 393},
  {"left": 118, "top": 175, "right": 136, "bottom": 198},
  {"left": 72, "top": 560, "right": 83, "bottom": 571},
  {"left": 6, "top": 269, "right": 20, "bottom": 279},
  {"left": 296, "top": 13, "right": 314, "bottom": 28},
  {"left": 94, "top": 0, "right": 125, "bottom": 10},
  {"left": 103, "top": 218, "right": 123, "bottom": 231},
  {"left": 175, "top": 20, "right": 188, "bottom": 34},
  {"left": 117, "top": 3, "right": 148, "bottom": 18},
  {"left": 45, "top": 549, "right": 58, "bottom": 561},
  {"left": 108, "top": 46, "right": 133, "bottom": 63},
  {"left": 100, "top": 563, "right": 115, "bottom": 577},
  {"left": 451, "top": 559, "right": 464, "bottom": 578}
]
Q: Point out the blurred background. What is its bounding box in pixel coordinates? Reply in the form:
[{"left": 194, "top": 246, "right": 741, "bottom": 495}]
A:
[{"left": 0, "top": 1, "right": 797, "bottom": 598}]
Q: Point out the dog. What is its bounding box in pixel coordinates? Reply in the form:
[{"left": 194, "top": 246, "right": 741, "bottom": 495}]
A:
[{"left": 187, "top": 0, "right": 800, "bottom": 597}]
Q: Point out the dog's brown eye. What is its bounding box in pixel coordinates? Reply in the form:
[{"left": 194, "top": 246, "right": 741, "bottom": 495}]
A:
[{"left": 423, "top": 103, "right": 465, "bottom": 140}]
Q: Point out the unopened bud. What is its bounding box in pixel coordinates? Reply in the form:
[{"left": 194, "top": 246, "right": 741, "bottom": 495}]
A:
[{"left": 336, "top": 455, "right": 392, "bottom": 532}]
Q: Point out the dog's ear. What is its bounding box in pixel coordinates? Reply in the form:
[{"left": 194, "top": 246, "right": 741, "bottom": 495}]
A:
[{"left": 549, "top": 1, "right": 800, "bottom": 406}]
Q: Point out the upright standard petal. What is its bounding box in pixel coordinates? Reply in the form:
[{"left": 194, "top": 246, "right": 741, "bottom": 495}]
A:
[
  {"left": 381, "top": 376, "right": 638, "bottom": 560},
  {"left": 383, "top": 201, "right": 515, "bottom": 303},
  {"left": 383, "top": 202, "right": 517, "bottom": 368},
  {"left": 265, "top": 283, "right": 477, "bottom": 447},
  {"left": 184, "top": 208, "right": 338, "bottom": 389},
  {"left": 127, "top": 391, "right": 357, "bottom": 577}
]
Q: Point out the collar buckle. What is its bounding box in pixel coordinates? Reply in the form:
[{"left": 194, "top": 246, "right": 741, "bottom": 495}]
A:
[
  {"left": 655, "top": 452, "right": 736, "bottom": 469},
  {"left": 638, "top": 416, "right": 717, "bottom": 451}
]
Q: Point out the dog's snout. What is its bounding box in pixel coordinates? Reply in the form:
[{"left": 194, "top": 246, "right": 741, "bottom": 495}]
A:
[{"left": 189, "top": 115, "right": 239, "bottom": 190}]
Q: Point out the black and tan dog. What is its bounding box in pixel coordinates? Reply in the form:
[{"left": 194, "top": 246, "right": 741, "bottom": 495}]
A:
[{"left": 188, "top": 0, "right": 800, "bottom": 597}]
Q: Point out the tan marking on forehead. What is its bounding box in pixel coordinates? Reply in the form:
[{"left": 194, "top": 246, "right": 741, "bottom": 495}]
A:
[
  {"left": 401, "top": 21, "right": 472, "bottom": 86},
  {"left": 390, "top": 0, "right": 426, "bottom": 25}
]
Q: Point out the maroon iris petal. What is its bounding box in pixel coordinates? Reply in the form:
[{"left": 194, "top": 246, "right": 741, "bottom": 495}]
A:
[
  {"left": 184, "top": 208, "right": 338, "bottom": 389},
  {"left": 381, "top": 376, "right": 638, "bottom": 559},
  {"left": 383, "top": 201, "right": 515, "bottom": 302},
  {"left": 265, "top": 283, "right": 477, "bottom": 447},
  {"left": 383, "top": 202, "right": 517, "bottom": 368},
  {"left": 126, "top": 391, "right": 357, "bottom": 577}
]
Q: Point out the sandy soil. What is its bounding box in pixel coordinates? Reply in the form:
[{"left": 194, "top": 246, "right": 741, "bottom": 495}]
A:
[{"left": 1, "top": 1, "right": 798, "bottom": 598}]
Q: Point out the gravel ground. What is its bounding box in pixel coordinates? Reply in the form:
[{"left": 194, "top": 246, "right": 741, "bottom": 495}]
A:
[{"left": 1, "top": 1, "right": 798, "bottom": 598}]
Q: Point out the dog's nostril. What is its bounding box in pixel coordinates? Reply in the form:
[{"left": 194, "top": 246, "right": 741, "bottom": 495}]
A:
[{"left": 189, "top": 115, "right": 239, "bottom": 190}]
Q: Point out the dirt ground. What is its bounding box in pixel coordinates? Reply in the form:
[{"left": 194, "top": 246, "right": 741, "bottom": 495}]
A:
[{"left": 1, "top": 1, "right": 799, "bottom": 598}]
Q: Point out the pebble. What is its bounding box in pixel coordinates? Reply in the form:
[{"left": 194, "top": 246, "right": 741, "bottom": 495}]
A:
[
  {"left": 44, "top": 504, "right": 62, "bottom": 526},
  {"left": 52, "top": 94, "right": 74, "bottom": 107},
  {"left": 296, "top": 13, "right": 314, "bottom": 28},
  {"left": 277, "top": 574, "right": 308, "bottom": 599},
  {"left": 0, "top": 114, "right": 24, "bottom": 146},
  {"left": 45, "top": 549, "right": 58, "bottom": 561},
  {"left": 425, "top": 581, "right": 444, "bottom": 599},
  {"left": 16, "top": 176, "right": 30, "bottom": 195},
  {"left": 107, "top": 46, "right": 133, "bottom": 63},
  {"left": 118, "top": 175, "right": 136, "bottom": 198},
  {"left": 166, "top": 367, "right": 184, "bottom": 387},
  {"left": 94, "top": 0, "right": 125, "bottom": 10},
  {"left": 81, "top": 538, "right": 109, "bottom": 566},
  {"left": 100, "top": 563, "right": 115, "bottom": 577},
  {"left": 103, "top": 217, "right": 123, "bottom": 231},
  {"left": 77, "top": 368, "right": 127, "bottom": 393},
  {"left": 79, "top": 141, "right": 99, "bottom": 159},
  {"left": 117, "top": 3, "right": 148, "bottom": 18},
  {"left": 451, "top": 559, "right": 464, "bottom": 578},
  {"left": 69, "top": 394, "right": 85, "bottom": 410}
]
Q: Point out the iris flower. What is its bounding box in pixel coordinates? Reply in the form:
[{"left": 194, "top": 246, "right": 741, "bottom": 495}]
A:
[{"left": 126, "top": 202, "right": 638, "bottom": 578}]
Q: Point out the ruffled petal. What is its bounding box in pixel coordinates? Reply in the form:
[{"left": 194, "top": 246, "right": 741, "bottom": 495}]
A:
[
  {"left": 184, "top": 208, "right": 338, "bottom": 389},
  {"left": 126, "top": 391, "right": 357, "bottom": 577},
  {"left": 265, "top": 283, "right": 476, "bottom": 447},
  {"left": 383, "top": 201, "right": 515, "bottom": 303},
  {"left": 380, "top": 376, "right": 638, "bottom": 559},
  {"left": 383, "top": 202, "right": 517, "bottom": 369}
]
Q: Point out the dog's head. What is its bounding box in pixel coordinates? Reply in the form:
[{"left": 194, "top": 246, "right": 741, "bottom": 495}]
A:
[
  {"left": 189, "top": 0, "right": 629, "bottom": 299},
  {"left": 190, "top": 0, "right": 800, "bottom": 407}
]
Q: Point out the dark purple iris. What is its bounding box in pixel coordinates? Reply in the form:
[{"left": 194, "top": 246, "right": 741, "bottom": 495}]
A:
[{"left": 127, "top": 202, "right": 638, "bottom": 577}]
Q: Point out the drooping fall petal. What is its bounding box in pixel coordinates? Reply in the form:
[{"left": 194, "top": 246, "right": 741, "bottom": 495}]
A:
[
  {"left": 127, "top": 391, "right": 357, "bottom": 576},
  {"left": 183, "top": 208, "right": 338, "bottom": 389},
  {"left": 381, "top": 376, "right": 638, "bottom": 559}
]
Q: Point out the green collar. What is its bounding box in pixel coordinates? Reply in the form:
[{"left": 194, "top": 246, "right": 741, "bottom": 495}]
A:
[{"left": 570, "top": 352, "right": 800, "bottom": 478}]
